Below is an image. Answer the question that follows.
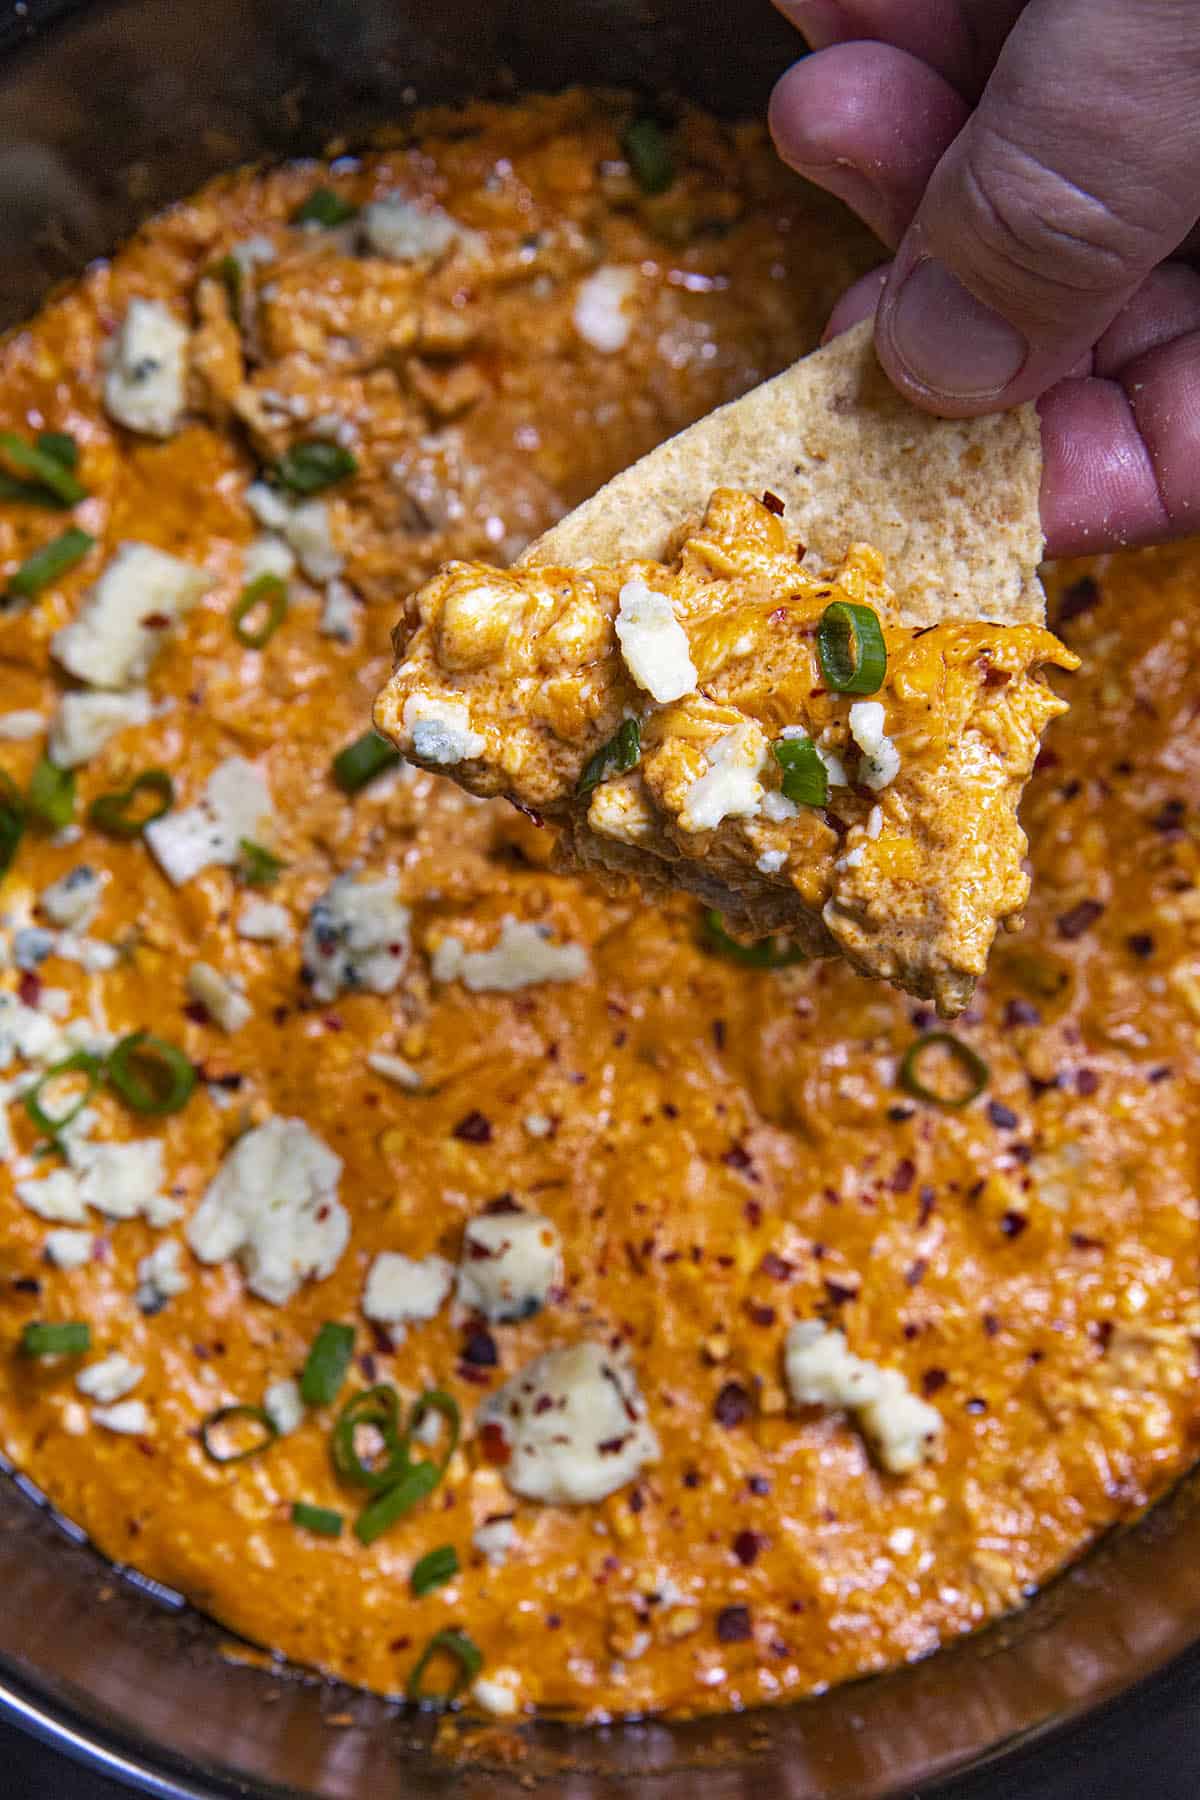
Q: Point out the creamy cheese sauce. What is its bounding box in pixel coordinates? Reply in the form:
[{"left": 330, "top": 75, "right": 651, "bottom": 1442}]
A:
[{"left": 0, "top": 91, "right": 1197, "bottom": 1723}]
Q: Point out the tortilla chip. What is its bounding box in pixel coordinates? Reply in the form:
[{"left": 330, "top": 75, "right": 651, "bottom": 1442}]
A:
[{"left": 522, "top": 318, "right": 1045, "bottom": 626}]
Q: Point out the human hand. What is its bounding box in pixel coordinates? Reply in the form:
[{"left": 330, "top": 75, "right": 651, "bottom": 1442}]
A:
[{"left": 768, "top": 1, "right": 1200, "bottom": 557}]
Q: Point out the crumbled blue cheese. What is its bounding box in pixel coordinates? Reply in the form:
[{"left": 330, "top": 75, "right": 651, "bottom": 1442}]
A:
[
  {"left": 245, "top": 481, "right": 342, "bottom": 583},
  {"left": 471, "top": 1670, "right": 523, "bottom": 1718},
  {"left": 783, "top": 1321, "right": 941, "bottom": 1474},
  {"left": 756, "top": 849, "right": 787, "bottom": 875},
  {"left": 136, "top": 1237, "right": 190, "bottom": 1314},
  {"left": 366, "top": 1050, "right": 423, "bottom": 1090},
  {"left": 44, "top": 1227, "right": 94, "bottom": 1270},
  {"left": 848, "top": 701, "right": 900, "bottom": 792},
  {"left": 300, "top": 873, "right": 410, "bottom": 1004},
  {"left": 16, "top": 1169, "right": 88, "bottom": 1224},
  {"left": 319, "top": 578, "right": 358, "bottom": 644},
  {"left": 361, "top": 1250, "right": 452, "bottom": 1334},
  {"left": 236, "top": 898, "right": 291, "bottom": 943},
  {"left": 47, "top": 689, "right": 154, "bottom": 768},
  {"left": 401, "top": 692, "right": 485, "bottom": 765},
  {"left": 243, "top": 533, "right": 295, "bottom": 584},
  {"left": 263, "top": 1377, "right": 305, "bottom": 1436},
  {"left": 146, "top": 756, "right": 274, "bottom": 887},
  {"left": 361, "top": 195, "right": 476, "bottom": 262},
  {"left": 613, "top": 579, "right": 696, "bottom": 703},
  {"left": 457, "top": 1205, "right": 561, "bottom": 1323},
  {"left": 479, "top": 1341, "right": 659, "bottom": 1505},
  {"left": 76, "top": 1352, "right": 143, "bottom": 1403},
  {"left": 573, "top": 266, "right": 638, "bottom": 353},
  {"left": 103, "top": 298, "right": 188, "bottom": 437},
  {"left": 679, "top": 724, "right": 768, "bottom": 833},
  {"left": 431, "top": 916, "right": 588, "bottom": 993},
  {"left": 186, "top": 1116, "right": 348, "bottom": 1306},
  {"left": 75, "top": 1139, "right": 168, "bottom": 1221},
  {"left": 867, "top": 804, "right": 884, "bottom": 840},
  {"left": 472, "top": 1514, "right": 517, "bottom": 1567},
  {"left": 187, "top": 962, "right": 252, "bottom": 1033},
  {"left": 52, "top": 543, "right": 211, "bottom": 690},
  {"left": 92, "top": 1399, "right": 152, "bottom": 1436},
  {"left": 0, "top": 710, "right": 45, "bottom": 740},
  {"left": 0, "top": 990, "right": 65, "bottom": 1068},
  {"left": 523, "top": 1112, "right": 553, "bottom": 1139},
  {"left": 40, "top": 866, "right": 105, "bottom": 931}
]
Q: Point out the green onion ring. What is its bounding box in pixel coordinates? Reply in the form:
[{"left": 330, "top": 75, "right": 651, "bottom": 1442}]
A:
[
  {"left": 0, "top": 431, "right": 86, "bottom": 506},
  {"left": 331, "top": 1384, "right": 409, "bottom": 1490},
  {"left": 817, "top": 601, "right": 888, "bottom": 695},
  {"left": 8, "top": 527, "right": 94, "bottom": 600},
  {"left": 291, "top": 1501, "right": 343, "bottom": 1537},
  {"left": 410, "top": 1543, "right": 460, "bottom": 1597},
  {"left": 406, "top": 1388, "right": 461, "bottom": 1479},
  {"left": 898, "top": 1031, "right": 990, "bottom": 1109},
  {"left": 26, "top": 755, "right": 75, "bottom": 830},
  {"left": 232, "top": 573, "right": 288, "bottom": 649},
  {"left": 23, "top": 1050, "right": 103, "bottom": 1138},
  {"left": 577, "top": 717, "right": 641, "bottom": 795},
  {"left": 200, "top": 1404, "right": 280, "bottom": 1465},
  {"left": 406, "top": 1627, "right": 484, "bottom": 1707},
  {"left": 771, "top": 735, "right": 828, "bottom": 807},
  {"left": 353, "top": 1460, "right": 439, "bottom": 1546},
  {"left": 332, "top": 731, "right": 401, "bottom": 794},
  {"left": 274, "top": 440, "right": 357, "bottom": 496},
  {"left": 106, "top": 1031, "right": 196, "bottom": 1117},
  {"left": 19, "top": 1321, "right": 91, "bottom": 1357},
  {"left": 87, "top": 770, "right": 174, "bottom": 839},
  {"left": 299, "top": 1322, "right": 356, "bottom": 1408}
]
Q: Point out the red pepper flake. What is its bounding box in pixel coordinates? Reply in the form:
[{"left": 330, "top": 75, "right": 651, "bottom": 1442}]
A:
[
  {"left": 982, "top": 664, "right": 1012, "bottom": 689},
  {"left": 716, "top": 1605, "right": 753, "bottom": 1643},
  {"left": 453, "top": 1110, "right": 493, "bottom": 1144},
  {"left": 457, "top": 1362, "right": 494, "bottom": 1386},
  {"left": 1003, "top": 997, "right": 1041, "bottom": 1027},
  {"left": 759, "top": 1251, "right": 792, "bottom": 1281},
  {"left": 461, "top": 1326, "right": 498, "bottom": 1367},
  {"left": 1070, "top": 1230, "right": 1105, "bottom": 1251},
  {"left": 982, "top": 1312, "right": 1001, "bottom": 1338},
  {"left": 369, "top": 1320, "right": 395, "bottom": 1355},
  {"left": 761, "top": 490, "right": 784, "bottom": 516},
  {"left": 1148, "top": 1065, "right": 1173, "bottom": 1083},
  {"left": 732, "top": 1529, "right": 762, "bottom": 1566},
  {"left": 1152, "top": 797, "right": 1186, "bottom": 835},
  {"left": 986, "top": 1100, "right": 1019, "bottom": 1129},
  {"left": 479, "top": 1421, "right": 511, "bottom": 1465},
  {"left": 747, "top": 1474, "right": 771, "bottom": 1496},
  {"left": 964, "top": 1396, "right": 988, "bottom": 1415},
  {"left": 722, "top": 1141, "right": 756, "bottom": 1176},
  {"left": 745, "top": 1301, "right": 776, "bottom": 1328},
  {"left": 183, "top": 1000, "right": 210, "bottom": 1025},
  {"left": 483, "top": 1193, "right": 521, "bottom": 1215},
  {"left": 628, "top": 1485, "right": 645, "bottom": 1514},
  {"left": 598, "top": 1433, "right": 630, "bottom": 1456},
  {"left": 887, "top": 1103, "right": 915, "bottom": 1124},
  {"left": 1056, "top": 575, "right": 1100, "bottom": 624},
  {"left": 921, "top": 1368, "right": 947, "bottom": 1397},
  {"left": 713, "top": 1381, "right": 751, "bottom": 1428},
  {"left": 822, "top": 808, "right": 848, "bottom": 840},
  {"left": 712, "top": 1019, "right": 727, "bottom": 1051},
  {"left": 1056, "top": 899, "right": 1104, "bottom": 940},
  {"left": 743, "top": 1198, "right": 763, "bottom": 1227},
  {"left": 916, "top": 1187, "right": 936, "bottom": 1228},
  {"left": 904, "top": 1258, "right": 928, "bottom": 1289},
  {"left": 1091, "top": 1319, "right": 1115, "bottom": 1351},
  {"left": 510, "top": 799, "right": 544, "bottom": 827},
  {"left": 11, "top": 1276, "right": 41, "bottom": 1295},
  {"left": 1125, "top": 932, "right": 1155, "bottom": 959},
  {"left": 17, "top": 969, "right": 41, "bottom": 1007},
  {"left": 1074, "top": 1068, "right": 1100, "bottom": 1097},
  {"left": 1000, "top": 1210, "right": 1028, "bottom": 1239},
  {"left": 889, "top": 1157, "right": 915, "bottom": 1193},
  {"left": 823, "top": 1278, "right": 858, "bottom": 1307},
  {"left": 139, "top": 611, "right": 170, "bottom": 629}
]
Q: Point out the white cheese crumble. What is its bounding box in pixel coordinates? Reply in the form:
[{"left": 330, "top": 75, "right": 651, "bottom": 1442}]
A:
[
  {"left": 320, "top": 578, "right": 359, "bottom": 644},
  {"left": 679, "top": 724, "right": 768, "bottom": 833},
  {"left": 784, "top": 1321, "right": 942, "bottom": 1474},
  {"left": 361, "top": 1251, "right": 453, "bottom": 1334},
  {"left": 76, "top": 1353, "right": 143, "bottom": 1404},
  {"left": 756, "top": 849, "right": 787, "bottom": 875},
  {"left": 361, "top": 195, "right": 476, "bottom": 262},
  {"left": 431, "top": 916, "right": 589, "bottom": 992},
  {"left": 52, "top": 543, "right": 211, "bottom": 690},
  {"left": 867, "top": 804, "right": 884, "bottom": 840},
  {"left": 401, "top": 692, "right": 485, "bottom": 765},
  {"left": 0, "top": 710, "right": 45, "bottom": 740},
  {"left": 472, "top": 1515, "right": 517, "bottom": 1567},
  {"left": 146, "top": 756, "right": 274, "bottom": 887},
  {"left": 523, "top": 1112, "right": 553, "bottom": 1139},
  {"left": 243, "top": 532, "right": 295, "bottom": 584},
  {"left": 245, "top": 482, "right": 342, "bottom": 584},
  {"left": 103, "top": 298, "right": 188, "bottom": 437},
  {"left": 263, "top": 1377, "right": 305, "bottom": 1436},
  {"left": 0, "top": 990, "right": 64, "bottom": 1069},
  {"left": 186, "top": 1116, "right": 348, "bottom": 1306},
  {"left": 44, "top": 1228, "right": 94, "bottom": 1270},
  {"left": 300, "top": 873, "right": 410, "bottom": 1004},
  {"left": 136, "top": 1238, "right": 190, "bottom": 1314},
  {"left": 457, "top": 1205, "right": 561, "bottom": 1323},
  {"left": 75, "top": 1139, "right": 168, "bottom": 1221},
  {"left": 573, "top": 266, "right": 638, "bottom": 353},
  {"left": 480, "top": 1341, "right": 659, "bottom": 1505},
  {"left": 39, "top": 866, "right": 105, "bottom": 931},
  {"left": 613, "top": 579, "right": 696, "bottom": 704},
  {"left": 236, "top": 897, "right": 291, "bottom": 942},
  {"left": 848, "top": 701, "right": 901, "bottom": 792},
  {"left": 366, "top": 1050, "right": 423, "bottom": 1090},
  {"left": 187, "top": 962, "right": 252, "bottom": 1033},
  {"left": 760, "top": 790, "right": 799, "bottom": 823},
  {"left": 47, "top": 689, "right": 154, "bottom": 768},
  {"left": 92, "top": 1399, "right": 152, "bottom": 1436},
  {"left": 471, "top": 1671, "right": 523, "bottom": 1718},
  {"left": 16, "top": 1169, "right": 89, "bottom": 1224}
]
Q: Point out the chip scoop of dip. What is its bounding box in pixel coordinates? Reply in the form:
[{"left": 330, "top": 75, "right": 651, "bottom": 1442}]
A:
[{"left": 375, "top": 323, "right": 1076, "bottom": 1015}]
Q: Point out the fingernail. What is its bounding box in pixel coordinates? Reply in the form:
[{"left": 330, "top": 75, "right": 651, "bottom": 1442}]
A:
[
  {"left": 885, "top": 257, "right": 1028, "bottom": 401},
  {"left": 777, "top": 1, "right": 851, "bottom": 50}
]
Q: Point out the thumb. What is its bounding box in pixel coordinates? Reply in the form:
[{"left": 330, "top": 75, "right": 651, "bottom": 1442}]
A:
[{"left": 874, "top": 0, "right": 1200, "bottom": 416}]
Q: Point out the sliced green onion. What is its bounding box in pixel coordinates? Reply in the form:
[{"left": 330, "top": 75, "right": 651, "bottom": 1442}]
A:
[
  {"left": 899, "top": 1031, "right": 989, "bottom": 1109},
  {"left": 292, "top": 187, "right": 358, "bottom": 228},
  {"left": 300, "top": 1321, "right": 356, "bottom": 1408},
  {"left": 577, "top": 717, "right": 641, "bottom": 795},
  {"left": 232, "top": 573, "right": 288, "bottom": 649},
  {"left": 817, "top": 601, "right": 887, "bottom": 695},
  {"left": 8, "top": 527, "right": 94, "bottom": 600},
  {"left": 19, "top": 1321, "right": 91, "bottom": 1358},
  {"left": 274, "top": 440, "right": 357, "bottom": 496},
  {"left": 408, "top": 1389, "right": 461, "bottom": 1479},
  {"left": 406, "top": 1628, "right": 484, "bottom": 1707},
  {"left": 0, "top": 770, "right": 23, "bottom": 876},
  {"left": 354, "top": 1460, "right": 439, "bottom": 1546},
  {"left": 332, "top": 731, "right": 401, "bottom": 794},
  {"left": 23, "top": 1051, "right": 103, "bottom": 1138},
  {"left": 200, "top": 1403, "right": 279, "bottom": 1465},
  {"left": 701, "top": 910, "right": 805, "bottom": 969},
  {"left": 0, "top": 432, "right": 86, "bottom": 506},
  {"left": 238, "top": 838, "right": 286, "bottom": 887},
  {"left": 88, "top": 770, "right": 174, "bottom": 838},
  {"left": 772, "top": 735, "right": 828, "bottom": 807},
  {"left": 106, "top": 1031, "right": 196, "bottom": 1117},
  {"left": 411, "top": 1544, "right": 459, "bottom": 1597},
  {"left": 331, "top": 1384, "right": 408, "bottom": 1490},
  {"left": 36, "top": 432, "right": 79, "bottom": 472},
  {"left": 26, "top": 755, "right": 75, "bottom": 829},
  {"left": 292, "top": 1501, "right": 343, "bottom": 1537},
  {"left": 621, "top": 118, "right": 675, "bottom": 195}
]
